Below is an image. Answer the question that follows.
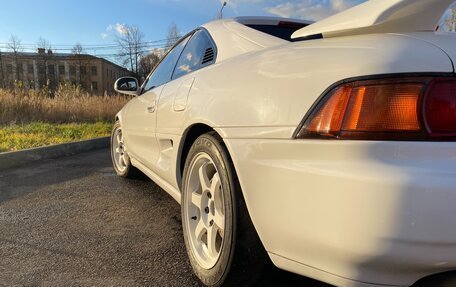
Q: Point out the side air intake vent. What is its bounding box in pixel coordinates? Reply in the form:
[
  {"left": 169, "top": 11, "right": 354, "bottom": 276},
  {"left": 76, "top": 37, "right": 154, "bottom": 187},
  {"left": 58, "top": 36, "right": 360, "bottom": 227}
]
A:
[{"left": 202, "top": 47, "right": 214, "bottom": 64}]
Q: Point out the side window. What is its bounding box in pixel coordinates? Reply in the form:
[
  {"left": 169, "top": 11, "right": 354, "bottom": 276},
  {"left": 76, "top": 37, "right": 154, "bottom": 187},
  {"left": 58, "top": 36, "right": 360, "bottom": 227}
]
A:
[
  {"left": 172, "top": 30, "right": 216, "bottom": 80},
  {"left": 142, "top": 35, "right": 190, "bottom": 93}
]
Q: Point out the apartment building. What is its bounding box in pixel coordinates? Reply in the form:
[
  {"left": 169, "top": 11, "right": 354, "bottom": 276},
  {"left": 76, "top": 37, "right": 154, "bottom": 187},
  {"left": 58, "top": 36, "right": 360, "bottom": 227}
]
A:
[{"left": 0, "top": 48, "right": 133, "bottom": 95}]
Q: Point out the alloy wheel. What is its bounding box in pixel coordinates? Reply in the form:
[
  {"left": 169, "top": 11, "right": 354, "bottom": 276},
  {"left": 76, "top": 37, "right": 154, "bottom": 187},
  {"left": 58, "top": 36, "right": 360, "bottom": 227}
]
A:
[{"left": 184, "top": 152, "right": 226, "bottom": 270}]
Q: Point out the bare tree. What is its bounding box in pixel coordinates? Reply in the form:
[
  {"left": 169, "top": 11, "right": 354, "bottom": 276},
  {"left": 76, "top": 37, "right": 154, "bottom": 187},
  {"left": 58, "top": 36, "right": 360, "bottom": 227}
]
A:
[
  {"left": 72, "top": 43, "right": 84, "bottom": 55},
  {"left": 7, "top": 35, "right": 22, "bottom": 82},
  {"left": 37, "top": 37, "right": 51, "bottom": 51},
  {"left": 116, "top": 25, "right": 144, "bottom": 74},
  {"left": 165, "top": 22, "right": 181, "bottom": 51},
  {"left": 72, "top": 43, "right": 86, "bottom": 85},
  {"left": 139, "top": 51, "right": 161, "bottom": 81},
  {"left": 37, "top": 37, "right": 52, "bottom": 87}
]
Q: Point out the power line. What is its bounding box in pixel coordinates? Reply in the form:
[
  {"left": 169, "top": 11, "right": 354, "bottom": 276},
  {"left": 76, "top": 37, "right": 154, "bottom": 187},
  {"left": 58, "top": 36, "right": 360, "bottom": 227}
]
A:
[
  {"left": 0, "top": 37, "right": 180, "bottom": 50},
  {"left": 0, "top": 36, "right": 179, "bottom": 71}
]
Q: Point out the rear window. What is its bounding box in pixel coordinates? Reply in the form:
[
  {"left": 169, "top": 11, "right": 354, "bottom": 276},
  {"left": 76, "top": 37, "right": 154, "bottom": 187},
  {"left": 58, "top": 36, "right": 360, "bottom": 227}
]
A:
[{"left": 246, "top": 22, "right": 308, "bottom": 41}]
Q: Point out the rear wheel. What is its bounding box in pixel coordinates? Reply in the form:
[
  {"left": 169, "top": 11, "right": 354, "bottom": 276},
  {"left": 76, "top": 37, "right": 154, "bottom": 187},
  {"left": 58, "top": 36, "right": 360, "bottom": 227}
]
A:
[
  {"left": 182, "top": 133, "right": 265, "bottom": 287},
  {"left": 111, "top": 121, "right": 139, "bottom": 178}
]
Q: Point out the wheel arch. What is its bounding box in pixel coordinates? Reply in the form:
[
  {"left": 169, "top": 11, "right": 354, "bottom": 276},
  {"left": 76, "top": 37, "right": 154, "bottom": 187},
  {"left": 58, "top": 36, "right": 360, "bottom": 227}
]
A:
[
  {"left": 176, "top": 123, "right": 215, "bottom": 190},
  {"left": 115, "top": 111, "right": 122, "bottom": 124}
]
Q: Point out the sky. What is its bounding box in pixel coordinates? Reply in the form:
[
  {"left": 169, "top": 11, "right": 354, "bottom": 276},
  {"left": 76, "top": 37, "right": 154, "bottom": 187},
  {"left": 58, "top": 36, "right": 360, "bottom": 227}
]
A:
[
  {"left": 0, "top": 0, "right": 366, "bottom": 59},
  {"left": 0, "top": 0, "right": 454, "bottom": 64}
]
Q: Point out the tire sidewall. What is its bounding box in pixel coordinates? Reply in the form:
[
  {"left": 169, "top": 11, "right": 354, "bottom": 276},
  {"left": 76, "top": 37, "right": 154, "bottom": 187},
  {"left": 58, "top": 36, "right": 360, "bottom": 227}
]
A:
[{"left": 182, "top": 134, "right": 237, "bottom": 287}]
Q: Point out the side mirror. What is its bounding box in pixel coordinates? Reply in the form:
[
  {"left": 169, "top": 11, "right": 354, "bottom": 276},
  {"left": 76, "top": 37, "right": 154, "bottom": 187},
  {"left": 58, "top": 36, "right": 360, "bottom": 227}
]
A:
[{"left": 114, "top": 77, "right": 140, "bottom": 96}]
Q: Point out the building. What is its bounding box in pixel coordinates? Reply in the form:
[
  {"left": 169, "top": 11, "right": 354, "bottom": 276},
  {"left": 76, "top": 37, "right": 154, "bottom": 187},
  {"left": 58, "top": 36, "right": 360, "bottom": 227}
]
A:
[{"left": 0, "top": 48, "right": 134, "bottom": 95}]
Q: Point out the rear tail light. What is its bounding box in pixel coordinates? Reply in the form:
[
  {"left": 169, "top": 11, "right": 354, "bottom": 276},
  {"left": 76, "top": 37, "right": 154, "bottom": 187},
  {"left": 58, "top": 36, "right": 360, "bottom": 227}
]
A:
[
  {"left": 425, "top": 79, "right": 456, "bottom": 136},
  {"left": 296, "top": 77, "right": 456, "bottom": 140}
]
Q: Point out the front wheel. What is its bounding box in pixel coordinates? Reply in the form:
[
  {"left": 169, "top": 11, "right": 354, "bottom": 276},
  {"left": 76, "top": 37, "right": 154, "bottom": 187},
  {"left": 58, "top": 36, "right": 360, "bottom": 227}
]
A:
[
  {"left": 182, "top": 133, "right": 265, "bottom": 287},
  {"left": 110, "top": 121, "right": 139, "bottom": 178}
]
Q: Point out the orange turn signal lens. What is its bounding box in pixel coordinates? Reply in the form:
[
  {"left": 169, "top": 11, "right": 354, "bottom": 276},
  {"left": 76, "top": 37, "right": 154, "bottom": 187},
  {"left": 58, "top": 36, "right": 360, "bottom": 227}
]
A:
[{"left": 297, "top": 78, "right": 429, "bottom": 140}]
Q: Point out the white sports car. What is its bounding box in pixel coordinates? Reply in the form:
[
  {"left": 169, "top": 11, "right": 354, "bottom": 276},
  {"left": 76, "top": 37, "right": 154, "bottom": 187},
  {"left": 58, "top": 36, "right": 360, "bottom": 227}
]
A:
[{"left": 111, "top": 0, "right": 456, "bottom": 286}]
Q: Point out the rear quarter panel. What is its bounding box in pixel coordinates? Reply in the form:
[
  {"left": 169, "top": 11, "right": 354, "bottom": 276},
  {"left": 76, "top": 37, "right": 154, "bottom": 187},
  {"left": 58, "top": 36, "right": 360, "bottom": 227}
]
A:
[{"left": 184, "top": 33, "right": 453, "bottom": 138}]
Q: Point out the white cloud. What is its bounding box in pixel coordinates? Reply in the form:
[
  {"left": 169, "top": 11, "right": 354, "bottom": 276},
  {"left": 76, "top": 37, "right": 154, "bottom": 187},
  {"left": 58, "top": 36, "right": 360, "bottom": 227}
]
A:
[
  {"left": 266, "top": 0, "right": 365, "bottom": 21},
  {"left": 178, "top": 64, "right": 191, "bottom": 73},
  {"left": 100, "top": 33, "right": 109, "bottom": 39},
  {"left": 107, "top": 23, "right": 129, "bottom": 36}
]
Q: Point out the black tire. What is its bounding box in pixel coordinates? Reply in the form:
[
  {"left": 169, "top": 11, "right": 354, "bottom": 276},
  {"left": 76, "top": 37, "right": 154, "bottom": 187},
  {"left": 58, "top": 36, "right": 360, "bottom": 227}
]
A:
[
  {"left": 110, "top": 121, "right": 140, "bottom": 179},
  {"left": 181, "top": 132, "right": 266, "bottom": 287}
]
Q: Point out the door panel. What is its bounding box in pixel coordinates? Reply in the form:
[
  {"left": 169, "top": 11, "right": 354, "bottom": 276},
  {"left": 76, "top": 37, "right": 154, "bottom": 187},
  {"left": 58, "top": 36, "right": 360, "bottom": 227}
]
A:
[
  {"left": 122, "top": 86, "right": 164, "bottom": 169},
  {"left": 155, "top": 76, "right": 195, "bottom": 187}
]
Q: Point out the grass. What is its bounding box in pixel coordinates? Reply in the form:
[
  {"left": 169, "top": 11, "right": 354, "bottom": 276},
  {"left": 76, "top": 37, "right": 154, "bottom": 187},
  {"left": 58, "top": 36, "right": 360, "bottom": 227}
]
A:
[
  {"left": 0, "top": 122, "right": 113, "bottom": 152},
  {"left": 0, "top": 84, "right": 130, "bottom": 125},
  {"left": 0, "top": 83, "right": 131, "bottom": 152}
]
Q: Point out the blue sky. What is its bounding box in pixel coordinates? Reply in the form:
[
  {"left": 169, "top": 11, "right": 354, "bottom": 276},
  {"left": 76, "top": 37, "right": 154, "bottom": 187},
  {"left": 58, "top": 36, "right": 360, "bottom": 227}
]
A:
[{"left": 0, "top": 0, "right": 366, "bottom": 55}]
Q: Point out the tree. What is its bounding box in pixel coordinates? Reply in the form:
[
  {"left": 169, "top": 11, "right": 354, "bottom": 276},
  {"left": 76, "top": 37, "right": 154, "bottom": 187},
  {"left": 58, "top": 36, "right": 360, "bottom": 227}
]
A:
[
  {"left": 72, "top": 43, "right": 84, "bottom": 55},
  {"left": 139, "top": 51, "right": 161, "bottom": 81},
  {"left": 165, "top": 22, "right": 181, "bottom": 51},
  {"left": 37, "top": 37, "right": 52, "bottom": 87},
  {"left": 7, "top": 35, "right": 22, "bottom": 82},
  {"left": 37, "top": 37, "right": 51, "bottom": 51},
  {"left": 116, "top": 25, "right": 144, "bottom": 75},
  {"left": 72, "top": 43, "right": 86, "bottom": 85}
]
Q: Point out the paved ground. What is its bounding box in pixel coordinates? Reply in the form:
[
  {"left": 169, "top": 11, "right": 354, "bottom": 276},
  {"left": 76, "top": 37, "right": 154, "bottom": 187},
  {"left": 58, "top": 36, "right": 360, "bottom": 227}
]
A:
[{"left": 0, "top": 149, "right": 332, "bottom": 287}]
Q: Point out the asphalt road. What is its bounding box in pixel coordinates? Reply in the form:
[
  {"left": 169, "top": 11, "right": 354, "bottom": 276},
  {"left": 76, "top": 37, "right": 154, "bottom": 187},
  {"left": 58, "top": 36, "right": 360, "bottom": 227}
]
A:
[{"left": 0, "top": 149, "right": 332, "bottom": 287}]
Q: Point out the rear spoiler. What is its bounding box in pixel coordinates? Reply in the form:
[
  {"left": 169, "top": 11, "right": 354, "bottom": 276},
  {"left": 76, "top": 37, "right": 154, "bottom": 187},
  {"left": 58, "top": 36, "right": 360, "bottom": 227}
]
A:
[{"left": 292, "top": 0, "right": 454, "bottom": 39}]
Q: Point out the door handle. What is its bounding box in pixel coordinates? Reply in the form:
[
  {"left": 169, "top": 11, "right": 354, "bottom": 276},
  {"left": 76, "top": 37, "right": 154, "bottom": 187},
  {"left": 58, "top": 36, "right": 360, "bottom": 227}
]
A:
[{"left": 147, "top": 100, "right": 157, "bottom": 113}]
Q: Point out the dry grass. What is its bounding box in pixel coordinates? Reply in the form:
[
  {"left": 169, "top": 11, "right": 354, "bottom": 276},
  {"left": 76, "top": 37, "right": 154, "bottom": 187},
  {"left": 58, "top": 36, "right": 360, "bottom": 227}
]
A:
[{"left": 0, "top": 83, "right": 131, "bottom": 125}]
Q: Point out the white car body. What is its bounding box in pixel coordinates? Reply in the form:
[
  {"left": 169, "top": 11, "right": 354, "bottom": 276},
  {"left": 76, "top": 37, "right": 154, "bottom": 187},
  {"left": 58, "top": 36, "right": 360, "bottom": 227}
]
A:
[{"left": 114, "top": 0, "right": 456, "bottom": 286}]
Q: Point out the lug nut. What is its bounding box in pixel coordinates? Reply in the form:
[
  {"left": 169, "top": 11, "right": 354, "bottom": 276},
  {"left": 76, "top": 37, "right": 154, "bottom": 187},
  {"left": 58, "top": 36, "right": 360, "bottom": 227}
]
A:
[
  {"left": 191, "top": 216, "right": 197, "bottom": 220},
  {"left": 207, "top": 192, "right": 212, "bottom": 199},
  {"left": 209, "top": 220, "right": 214, "bottom": 226},
  {"left": 205, "top": 207, "right": 209, "bottom": 214}
]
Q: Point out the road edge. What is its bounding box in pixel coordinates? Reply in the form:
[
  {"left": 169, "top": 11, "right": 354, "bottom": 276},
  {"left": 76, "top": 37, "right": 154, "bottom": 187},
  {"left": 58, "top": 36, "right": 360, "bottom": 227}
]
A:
[{"left": 0, "top": 137, "right": 110, "bottom": 170}]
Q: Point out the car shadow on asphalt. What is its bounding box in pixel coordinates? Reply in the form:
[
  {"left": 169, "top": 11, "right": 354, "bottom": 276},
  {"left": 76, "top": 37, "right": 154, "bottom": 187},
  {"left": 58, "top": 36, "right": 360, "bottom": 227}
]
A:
[
  {"left": 0, "top": 150, "right": 110, "bottom": 204},
  {"left": 255, "top": 265, "right": 333, "bottom": 287},
  {"left": 129, "top": 171, "right": 333, "bottom": 287}
]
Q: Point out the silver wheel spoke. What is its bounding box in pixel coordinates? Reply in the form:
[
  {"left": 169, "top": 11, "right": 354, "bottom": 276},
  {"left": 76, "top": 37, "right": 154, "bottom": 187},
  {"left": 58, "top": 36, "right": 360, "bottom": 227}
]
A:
[
  {"left": 194, "top": 219, "right": 206, "bottom": 241},
  {"left": 120, "top": 154, "right": 127, "bottom": 167},
  {"left": 116, "top": 132, "right": 122, "bottom": 145},
  {"left": 207, "top": 224, "right": 218, "bottom": 257},
  {"left": 198, "top": 163, "right": 211, "bottom": 192},
  {"left": 211, "top": 174, "right": 223, "bottom": 211},
  {"left": 191, "top": 191, "right": 203, "bottom": 209},
  {"left": 213, "top": 209, "right": 225, "bottom": 232},
  {"left": 210, "top": 173, "right": 220, "bottom": 197}
]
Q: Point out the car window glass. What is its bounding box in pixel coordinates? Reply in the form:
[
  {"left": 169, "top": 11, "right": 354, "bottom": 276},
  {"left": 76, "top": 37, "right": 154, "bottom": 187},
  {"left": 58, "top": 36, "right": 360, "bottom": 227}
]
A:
[
  {"left": 173, "top": 30, "right": 215, "bottom": 80},
  {"left": 142, "top": 35, "right": 190, "bottom": 93}
]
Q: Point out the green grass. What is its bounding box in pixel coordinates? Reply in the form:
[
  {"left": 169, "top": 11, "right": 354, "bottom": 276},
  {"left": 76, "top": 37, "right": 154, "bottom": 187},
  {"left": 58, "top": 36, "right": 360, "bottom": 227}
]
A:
[{"left": 0, "top": 122, "right": 113, "bottom": 152}]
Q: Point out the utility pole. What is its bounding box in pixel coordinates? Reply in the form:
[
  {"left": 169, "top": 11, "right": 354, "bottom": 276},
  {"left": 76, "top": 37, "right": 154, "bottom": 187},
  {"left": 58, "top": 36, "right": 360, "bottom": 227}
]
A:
[{"left": 219, "top": 1, "right": 227, "bottom": 19}]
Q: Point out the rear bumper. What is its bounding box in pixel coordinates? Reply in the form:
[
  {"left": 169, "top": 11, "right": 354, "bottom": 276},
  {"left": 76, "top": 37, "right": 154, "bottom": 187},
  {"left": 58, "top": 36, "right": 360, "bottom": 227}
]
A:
[{"left": 225, "top": 139, "right": 456, "bottom": 287}]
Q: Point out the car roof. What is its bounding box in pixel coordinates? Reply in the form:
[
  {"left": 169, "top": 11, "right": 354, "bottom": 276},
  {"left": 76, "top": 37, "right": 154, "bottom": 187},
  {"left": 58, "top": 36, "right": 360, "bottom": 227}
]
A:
[{"left": 201, "top": 17, "right": 312, "bottom": 63}]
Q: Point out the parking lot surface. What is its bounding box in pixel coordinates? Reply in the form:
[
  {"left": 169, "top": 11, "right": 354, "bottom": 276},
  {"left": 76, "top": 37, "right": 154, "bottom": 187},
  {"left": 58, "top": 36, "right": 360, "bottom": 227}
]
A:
[{"left": 0, "top": 149, "right": 331, "bottom": 287}]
